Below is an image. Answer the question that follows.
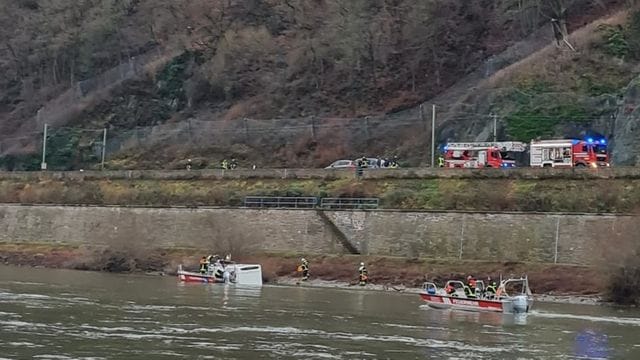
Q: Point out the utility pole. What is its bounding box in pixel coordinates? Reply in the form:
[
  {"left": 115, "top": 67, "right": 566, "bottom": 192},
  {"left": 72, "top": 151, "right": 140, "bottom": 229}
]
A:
[
  {"left": 41, "top": 123, "right": 48, "bottom": 170},
  {"left": 431, "top": 104, "right": 436, "bottom": 167},
  {"left": 419, "top": 104, "right": 426, "bottom": 164},
  {"left": 492, "top": 113, "right": 498, "bottom": 142},
  {"left": 101, "top": 128, "right": 108, "bottom": 170}
]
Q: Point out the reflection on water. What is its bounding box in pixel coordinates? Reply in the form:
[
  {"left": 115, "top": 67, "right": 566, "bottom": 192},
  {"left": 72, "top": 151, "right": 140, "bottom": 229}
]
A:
[
  {"left": 0, "top": 265, "right": 639, "bottom": 359},
  {"left": 513, "top": 313, "right": 528, "bottom": 326},
  {"left": 575, "top": 329, "right": 610, "bottom": 359},
  {"left": 420, "top": 305, "right": 530, "bottom": 327}
]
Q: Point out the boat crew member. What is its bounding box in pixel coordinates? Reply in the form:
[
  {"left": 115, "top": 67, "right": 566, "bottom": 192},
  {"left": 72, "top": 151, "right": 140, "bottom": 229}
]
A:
[
  {"left": 199, "top": 256, "right": 208, "bottom": 274},
  {"left": 465, "top": 275, "right": 477, "bottom": 298},
  {"left": 299, "top": 258, "right": 310, "bottom": 281},
  {"left": 464, "top": 285, "right": 476, "bottom": 298},
  {"left": 445, "top": 283, "right": 456, "bottom": 296},
  {"left": 358, "top": 262, "right": 368, "bottom": 286},
  {"left": 486, "top": 280, "right": 498, "bottom": 299}
]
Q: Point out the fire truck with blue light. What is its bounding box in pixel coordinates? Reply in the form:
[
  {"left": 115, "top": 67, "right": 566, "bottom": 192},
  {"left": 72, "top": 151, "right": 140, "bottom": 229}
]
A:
[
  {"left": 529, "top": 138, "right": 609, "bottom": 168},
  {"left": 443, "top": 142, "right": 528, "bottom": 168}
]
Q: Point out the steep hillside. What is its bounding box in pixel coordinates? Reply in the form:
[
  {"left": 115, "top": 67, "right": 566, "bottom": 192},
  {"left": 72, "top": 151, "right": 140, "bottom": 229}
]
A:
[
  {"left": 0, "top": 0, "right": 633, "bottom": 170},
  {"left": 456, "top": 8, "right": 640, "bottom": 166},
  {"left": 439, "top": 10, "right": 637, "bottom": 140}
]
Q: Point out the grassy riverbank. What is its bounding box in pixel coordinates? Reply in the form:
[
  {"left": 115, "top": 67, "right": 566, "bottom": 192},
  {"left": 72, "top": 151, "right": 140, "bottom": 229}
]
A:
[
  {"left": 0, "top": 243, "right": 605, "bottom": 298},
  {"left": 1, "top": 177, "right": 639, "bottom": 212}
]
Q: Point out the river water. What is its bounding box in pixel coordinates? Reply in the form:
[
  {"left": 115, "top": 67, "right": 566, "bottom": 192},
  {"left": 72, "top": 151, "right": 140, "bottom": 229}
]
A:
[{"left": 1, "top": 266, "right": 639, "bottom": 359}]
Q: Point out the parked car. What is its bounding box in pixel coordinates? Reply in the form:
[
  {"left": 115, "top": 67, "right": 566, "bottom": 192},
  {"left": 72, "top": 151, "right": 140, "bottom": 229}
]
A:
[
  {"left": 325, "top": 160, "right": 357, "bottom": 169},
  {"left": 356, "top": 157, "right": 392, "bottom": 168},
  {"left": 365, "top": 157, "right": 381, "bottom": 168}
]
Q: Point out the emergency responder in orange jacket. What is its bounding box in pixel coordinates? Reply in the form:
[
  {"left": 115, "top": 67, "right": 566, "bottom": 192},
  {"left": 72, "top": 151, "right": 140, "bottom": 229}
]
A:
[{"left": 199, "top": 256, "right": 209, "bottom": 274}]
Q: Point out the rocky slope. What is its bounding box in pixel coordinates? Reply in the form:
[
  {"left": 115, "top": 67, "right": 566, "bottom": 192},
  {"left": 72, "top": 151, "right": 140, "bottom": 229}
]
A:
[{"left": 613, "top": 76, "right": 640, "bottom": 165}]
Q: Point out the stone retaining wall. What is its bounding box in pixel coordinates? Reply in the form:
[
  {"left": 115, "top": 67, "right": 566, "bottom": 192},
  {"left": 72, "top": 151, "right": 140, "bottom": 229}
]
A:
[{"left": 0, "top": 204, "right": 633, "bottom": 265}]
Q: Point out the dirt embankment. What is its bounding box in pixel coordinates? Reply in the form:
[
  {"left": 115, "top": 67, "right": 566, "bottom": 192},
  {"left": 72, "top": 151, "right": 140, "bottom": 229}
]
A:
[
  {"left": 2, "top": 177, "right": 640, "bottom": 213},
  {"left": 0, "top": 243, "right": 605, "bottom": 297}
]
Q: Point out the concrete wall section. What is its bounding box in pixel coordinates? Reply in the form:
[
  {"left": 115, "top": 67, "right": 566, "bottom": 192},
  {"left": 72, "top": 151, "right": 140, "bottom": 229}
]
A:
[
  {"left": 0, "top": 205, "right": 634, "bottom": 265},
  {"left": 326, "top": 211, "right": 631, "bottom": 265},
  {"left": 0, "top": 206, "right": 347, "bottom": 255}
]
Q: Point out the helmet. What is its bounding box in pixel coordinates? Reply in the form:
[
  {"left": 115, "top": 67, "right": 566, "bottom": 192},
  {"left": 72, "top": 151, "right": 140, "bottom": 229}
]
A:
[
  {"left": 360, "top": 262, "right": 364, "bottom": 266},
  {"left": 301, "top": 258, "right": 306, "bottom": 262}
]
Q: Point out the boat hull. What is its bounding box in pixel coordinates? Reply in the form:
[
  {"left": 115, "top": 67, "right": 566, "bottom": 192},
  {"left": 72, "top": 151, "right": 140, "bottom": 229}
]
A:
[
  {"left": 177, "top": 264, "right": 263, "bottom": 286},
  {"left": 178, "top": 270, "right": 224, "bottom": 283},
  {"left": 420, "top": 293, "right": 531, "bottom": 314}
]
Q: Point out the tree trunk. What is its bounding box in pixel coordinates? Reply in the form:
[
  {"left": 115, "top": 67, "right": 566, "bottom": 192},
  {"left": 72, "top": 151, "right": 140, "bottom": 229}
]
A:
[
  {"left": 40, "top": 61, "right": 44, "bottom": 89},
  {"left": 52, "top": 56, "right": 58, "bottom": 85},
  {"left": 411, "top": 70, "right": 416, "bottom": 93},
  {"left": 367, "top": 30, "right": 377, "bottom": 89},
  {"left": 70, "top": 57, "right": 75, "bottom": 85}
]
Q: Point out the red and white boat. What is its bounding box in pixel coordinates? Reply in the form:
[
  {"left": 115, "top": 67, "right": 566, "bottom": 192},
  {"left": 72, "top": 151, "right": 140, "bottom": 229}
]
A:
[
  {"left": 177, "top": 263, "right": 263, "bottom": 286},
  {"left": 419, "top": 277, "right": 532, "bottom": 314}
]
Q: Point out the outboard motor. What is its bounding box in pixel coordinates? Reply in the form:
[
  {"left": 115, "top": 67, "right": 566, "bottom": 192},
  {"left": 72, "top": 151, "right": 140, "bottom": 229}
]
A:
[
  {"left": 213, "top": 264, "right": 224, "bottom": 280},
  {"left": 512, "top": 295, "right": 529, "bottom": 313}
]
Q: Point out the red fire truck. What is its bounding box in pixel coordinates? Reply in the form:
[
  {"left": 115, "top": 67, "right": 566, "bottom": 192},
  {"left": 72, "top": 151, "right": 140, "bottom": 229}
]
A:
[
  {"left": 443, "top": 142, "right": 527, "bottom": 168},
  {"left": 529, "top": 138, "right": 609, "bottom": 168}
]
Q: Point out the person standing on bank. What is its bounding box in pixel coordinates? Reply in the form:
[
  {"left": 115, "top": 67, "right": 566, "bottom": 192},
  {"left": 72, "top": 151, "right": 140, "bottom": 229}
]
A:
[
  {"left": 358, "top": 262, "right": 368, "bottom": 286},
  {"left": 299, "top": 258, "right": 310, "bottom": 281}
]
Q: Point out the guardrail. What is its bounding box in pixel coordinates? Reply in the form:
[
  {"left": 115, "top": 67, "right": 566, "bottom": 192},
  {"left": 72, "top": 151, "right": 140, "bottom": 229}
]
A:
[
  {"left": 1, "top": 167, "right": 640, "bottom": 181},
  {"left": 320, "top": 198, "right": 379, "bottom": 209},
  {"left": 243, "top": 196, "right": 380, "bottom": 209},
  {"left": 243, "top": 196, "right": 318, "bottom": 208}
]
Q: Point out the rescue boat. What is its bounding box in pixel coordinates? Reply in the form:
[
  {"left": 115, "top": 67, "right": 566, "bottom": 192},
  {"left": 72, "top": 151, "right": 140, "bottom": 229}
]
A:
[
  {"left": 419, "top": 277, "right": 532, "bottom": 314},
  {"left": 177, "top": 263, "right": 263, "bottom": 286}
]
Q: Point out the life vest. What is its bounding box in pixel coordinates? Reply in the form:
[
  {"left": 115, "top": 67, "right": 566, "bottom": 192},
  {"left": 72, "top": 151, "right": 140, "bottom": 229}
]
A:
[{"left": 464, "top": 286, "right": 476, "bottom": 298}]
